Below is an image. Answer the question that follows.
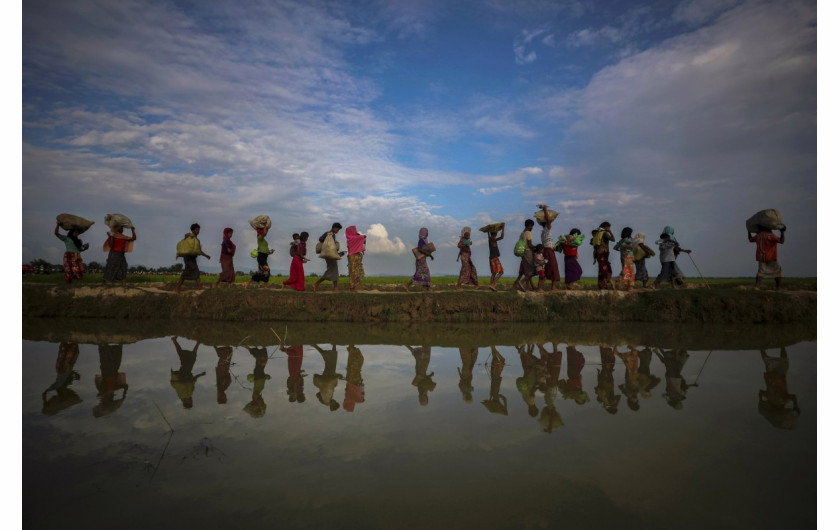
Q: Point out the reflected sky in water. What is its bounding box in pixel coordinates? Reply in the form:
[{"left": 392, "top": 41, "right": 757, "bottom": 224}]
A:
[{"left": 23, "top": 322, "right": 815, "bottom": 529}]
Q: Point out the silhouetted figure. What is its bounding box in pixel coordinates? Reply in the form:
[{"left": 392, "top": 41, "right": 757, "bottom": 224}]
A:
[
  {"left": 407, "top": 345, "right": 436, "bottom": 406},
  {"left": 282, "top": 344, "right": 306, "bottom": 404},
  {"left": 244, "top": 347, "right": 270, "bottom": 418},
  {"left": 170, "top": 336, "right": 205, "bottom": 409},
  {"left": 458, "top": 347, "right": 479, "bottom": 403},
  {"left": 559, "top": 344, "right": 589, "bottom": 405},
  {"left": 617, "top": 346, "right": 641, "bottom": 411},
  {"left": 94, "top": 343, "right": 128, "bottom": 418},
  {"left": 481, "top": 346, "right": 508, "bottom": 416},
  {"left": 595, "top": 346, "right": 620, "bottom": 414},
  {"left": 214, "top": 346, "right": 233, "bottom": 404},
  {"left": 515, "top": 344, "right": 541, "bottom": 417},
  {"left": 758, "top": 347, "right": 800, "bottom": 429},
  {"left": 312, "top": 344, "right": 343, "bottom": 411},
  {"left": 637, "top": 347, "right": 662, "bottom": 400},
  {"left": 42, "top": 342, "right": 82, "bottom": 416},
  {"left": 343, "top": 345, "right": 365, "bottom": 412},
  {"left": 655, "top": 348, "right": 690, "bottom": 410}
]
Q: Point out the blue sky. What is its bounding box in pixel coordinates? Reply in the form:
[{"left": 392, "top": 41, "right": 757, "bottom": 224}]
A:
[{"left": 21, "top": 0, "right": 817, "bottom": 278}]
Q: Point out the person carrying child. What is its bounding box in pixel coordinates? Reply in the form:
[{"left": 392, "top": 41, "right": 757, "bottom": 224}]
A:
[{"left": 557, "top": 228, "right": 584, "bottom": 289}]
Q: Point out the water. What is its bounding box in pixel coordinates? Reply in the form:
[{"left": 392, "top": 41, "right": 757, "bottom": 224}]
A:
[{"left": 22, "top": 320, "right": 816, "bottom": 529}]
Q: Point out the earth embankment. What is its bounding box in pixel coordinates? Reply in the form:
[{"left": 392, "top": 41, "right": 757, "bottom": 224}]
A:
[{"left": 22, "top": 283, "right": 817, "bottom": 325}]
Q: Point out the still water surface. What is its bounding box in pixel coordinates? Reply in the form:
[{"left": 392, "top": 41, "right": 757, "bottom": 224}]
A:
[{"left": 23, "top": 320, "right": 815, "bottom": 529}]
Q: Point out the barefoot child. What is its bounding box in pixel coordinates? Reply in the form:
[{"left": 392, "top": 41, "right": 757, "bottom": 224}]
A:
[
  {"left": 534, "top": 244, "right": 547, "bottom": 290},
  {"left": 487, "top": 223, "right": 505, "bottom": 291}
]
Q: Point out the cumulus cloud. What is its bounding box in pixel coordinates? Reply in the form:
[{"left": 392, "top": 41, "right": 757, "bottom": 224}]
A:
[{"left": 363, "top": 223, "right": 407, "bottom": 254}]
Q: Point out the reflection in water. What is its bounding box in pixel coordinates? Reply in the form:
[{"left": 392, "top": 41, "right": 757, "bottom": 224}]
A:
[
  {"left": 559, "top": 345, "right": 589, "bottom": 405},
  {"left": 312, "top": 344, "right": 343, "bottom": 411},
  {"left": 516, "top": 344, "right": 540, "bottom": 417},
  {"left": 23, "top": 323, "right": 816, "bottom": 528},
  {"left": 94, "top": 343, "right": 128, "bottom": 418},
  {"left": 214, "top": 346, "right": 233, "bottom": 404},
  {"left": 457, "top": 347, "right": 477, "bottom": 403},
  {"left": 408, "top": 345, "right": 436, "bottom": 406},
  {"left": 481, "top": 346, "right": 507, "bottom": 416},
  {"left": 759, "top": 347, "right": 800, "bottom": 430},
  {"left": 343, "top": 345, "right": 365, "bottom": 412},
  {"left": 596, "top": 346, "right": 620, "bottom": 414},
  {"left": 41, "top": 342, "right": 82, "bottom": 416},
  {"left": 282, "top": 344, "right": 306, "bottom": 404},
  {"left": 656, "top": 348, "right": 690, "bottom": 410},
  {"left": 617, "top": 346, "right": 640, "bottom": 411},
  {"left": 244, "top": 347, "right": 270, "bottom": 418},
  {"left": 170, "top": 336, "right": 205, "bottom": 409}
]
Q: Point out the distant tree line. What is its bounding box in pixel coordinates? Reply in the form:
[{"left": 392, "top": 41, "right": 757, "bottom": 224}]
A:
[{"left": 24, "top": 258, "right": 190, "bottom": 275}]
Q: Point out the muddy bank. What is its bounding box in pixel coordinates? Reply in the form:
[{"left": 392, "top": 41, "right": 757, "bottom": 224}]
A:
[
  {"left": 23, "top": 317, "right": 815, "bottom": 352},
  {"left": 23, "top": 283, "right": 817, "bottom": 326}
]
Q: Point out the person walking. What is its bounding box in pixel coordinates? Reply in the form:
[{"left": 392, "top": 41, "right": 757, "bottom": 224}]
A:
[{"left": 313, "top": 223, "right": 345, "bottom": 292}]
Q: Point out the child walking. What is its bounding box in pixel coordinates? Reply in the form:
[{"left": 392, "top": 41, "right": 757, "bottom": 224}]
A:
[
  {"left": 534, "top": 244, "right": 547, "bottom": 290},
  {"left": 614, "top": 227, "right": 635, "bottom": 290}
]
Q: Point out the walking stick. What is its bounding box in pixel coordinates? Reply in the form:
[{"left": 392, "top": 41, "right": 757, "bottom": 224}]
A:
[
  {"left": 687, "top": 253, "right": 710, "bottom": 288},
  {"left": 687, "top": 351, "right": 713, "bottom": 388}
]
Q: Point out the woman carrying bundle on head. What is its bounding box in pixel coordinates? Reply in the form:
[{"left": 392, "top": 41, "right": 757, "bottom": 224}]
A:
[
  {"left": 456, "top": 227, "right": 478, "bottom": 291},
  {"left": 102, "top": 224, "right": 137, "bottom": 287},
  {"left": 54, "top": 221, "right": 90, "bottom": 284}
]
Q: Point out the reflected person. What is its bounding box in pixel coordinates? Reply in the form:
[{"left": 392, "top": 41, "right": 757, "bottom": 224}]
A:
[
  {"left": 458, "top": 346, "right": 478, "bottom": 403},
  {"left": 94, "top": 343, "right": 129, "bottom": 418},
  {"left": 559, "top": 344, "right": 589, "bottom": 405},
  {"left": 617, "top": 345, "right": 641, "bottom": 411},
  {"left": 655, "top": 348, "right": 690, "bottom": 410},
  {"left": 637, "top": 346, "right": 662, "bottom": 400},
  {"left": 215, "top": 345, "right": 233, "bottom": 405},
  {"left": 595, "top": 345, "right": 620, "bottom": 414},
  {"left": 481, "top": 346, "right": 508, "bottom": 416},
  {"left": 515, "top": 344, "right": 540, "bottom": 417},
  {"left": 758, "top": 347, "right": 800, "bottom": 430},
  {"left": 170, "top": 336, "right": 206, "bottom": 409},
  {"left": 244, "top": 347, "right": 271, "bottom": 418},
  {"left": 343, "top": 345, "right": 365, "bottom": 412},
  {"left": 281, "top": 344, "right": 306, "bottom": 404},
  {"left": 312, "top": 344, "right": 343, "bottom": 411},
  {"left": 407, "top": 345, "right": 436, "bottom": 406},
  {"left": 42, "top": 342, "right": 82, "bottom": 416}
]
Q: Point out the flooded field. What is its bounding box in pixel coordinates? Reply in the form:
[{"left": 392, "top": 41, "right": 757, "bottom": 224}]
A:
[{"left": 23, "top": 320, "right": 815, "bottom": 529}]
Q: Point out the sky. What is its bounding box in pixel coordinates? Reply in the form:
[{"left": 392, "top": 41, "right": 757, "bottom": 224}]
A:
[{"left": 21, "top": 0, "right": 817, "bottom": 278}]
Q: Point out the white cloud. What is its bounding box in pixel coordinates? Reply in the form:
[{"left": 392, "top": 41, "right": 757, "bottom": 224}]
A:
[{"left": 363, "top": 223, "right": 407, "bottom": 255}]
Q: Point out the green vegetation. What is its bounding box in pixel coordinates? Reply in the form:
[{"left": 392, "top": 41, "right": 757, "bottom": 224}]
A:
[{"left": 22, "top": 272, "right": 817, "bottom": 291}]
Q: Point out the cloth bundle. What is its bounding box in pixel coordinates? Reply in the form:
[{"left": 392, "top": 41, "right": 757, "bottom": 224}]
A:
[
  {"left": 746, "top": 209, "right": 784, "bottom": 232},
  {"left": 249, "top": 215, "right": 272, "bottom": 233},
  {"left": 534, "top": 209, "right": 558, "bottom": 224},
  {"left": 176, "top": 234, "right": 203, "bottom": 257},
  {"left": 56, "top": 213, "right": 94, "bottom": 233},
  {"left": 104, "top": 213, "right": 134, "bottom": 230}
]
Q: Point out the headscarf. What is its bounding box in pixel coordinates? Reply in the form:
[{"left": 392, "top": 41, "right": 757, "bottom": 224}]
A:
[
  {"left": 662, "top": 226, "right": 679, "bottom": 245},
  {"left": 460, "top": 226, "right": 472, "bottom": 246},
  {"left": 418, "top": 227, "right": 428, "bottom": 247},
  {"left": 345, "top": 225, "right": 366, "bottom": 255}
]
